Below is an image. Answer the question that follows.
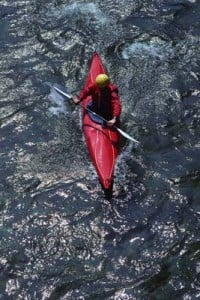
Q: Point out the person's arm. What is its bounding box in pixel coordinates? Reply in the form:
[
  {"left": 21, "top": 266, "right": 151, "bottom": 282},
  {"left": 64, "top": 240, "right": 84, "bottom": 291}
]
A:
[
  {"left": 107, "top": 88, "right": 121, "bottom": 126},
  {"left": 73, "top": 85, "right": 92, "bottom": 105}
]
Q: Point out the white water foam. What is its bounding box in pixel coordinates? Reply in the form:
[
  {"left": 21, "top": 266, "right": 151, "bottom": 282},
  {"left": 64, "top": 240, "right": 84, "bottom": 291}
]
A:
[
  {"left": 48, "top": 86, "right": 71, "bottom": 116},
  {"left": 49, "top": 3, "right": 109, "bottom": 25},
  {"left": 122, "top": 39, "right": 173, "bottom": 60}
]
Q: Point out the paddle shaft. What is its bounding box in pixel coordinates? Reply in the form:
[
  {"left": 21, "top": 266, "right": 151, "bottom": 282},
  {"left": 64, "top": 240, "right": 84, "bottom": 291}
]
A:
[
  {"left": 54, "top": 86, "right": 109, "bottom": 121},
  {"left": 54, "top": 86, "right": 139, "bottom": 144}
]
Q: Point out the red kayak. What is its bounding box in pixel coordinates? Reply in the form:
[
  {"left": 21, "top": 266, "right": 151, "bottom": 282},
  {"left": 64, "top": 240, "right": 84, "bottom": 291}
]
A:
[{"left": 81, "top": 52, "right": 120, "bottom": 191}]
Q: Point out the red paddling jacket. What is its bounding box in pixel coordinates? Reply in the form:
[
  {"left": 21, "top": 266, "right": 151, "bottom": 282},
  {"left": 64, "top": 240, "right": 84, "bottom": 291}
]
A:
[{"left": 78, "top": 83, "right": 121, "bottom": 121}]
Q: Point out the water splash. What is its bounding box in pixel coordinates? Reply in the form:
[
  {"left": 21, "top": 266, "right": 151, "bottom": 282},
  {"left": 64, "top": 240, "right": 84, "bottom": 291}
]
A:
[
  {"left": 122, "top": 38, "right": 173, "bottom": 60},
  {"left": 49, "top": 3, "right": 109, "bottom": 25},
  {"left": 47, "top": 83, "right": 71, "bottom": 116}
]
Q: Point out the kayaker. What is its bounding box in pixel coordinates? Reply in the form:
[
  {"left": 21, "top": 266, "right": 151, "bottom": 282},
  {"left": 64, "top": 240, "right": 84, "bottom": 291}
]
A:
[{"left": 73, "top": 74, "right": 121, "bottom": 126}]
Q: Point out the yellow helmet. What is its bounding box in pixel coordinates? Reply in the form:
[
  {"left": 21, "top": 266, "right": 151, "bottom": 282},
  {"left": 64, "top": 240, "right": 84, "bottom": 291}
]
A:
[{"left": 95, "top": 74, "right": 110, "bottom": 88}]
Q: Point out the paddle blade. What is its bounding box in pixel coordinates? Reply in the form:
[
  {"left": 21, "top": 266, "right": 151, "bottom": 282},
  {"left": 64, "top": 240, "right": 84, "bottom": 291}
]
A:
[
  {"left": 116, "top": 127, "right": 139, "bottom": 144},
  {"left": 48, "top": 84, "right": 72, "bottom": 115}
]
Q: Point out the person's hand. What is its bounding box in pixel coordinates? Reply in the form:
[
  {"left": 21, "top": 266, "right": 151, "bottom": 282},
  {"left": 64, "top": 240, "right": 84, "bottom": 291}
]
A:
[
  {"left": 107, "top": 117, "right": 116, "bottom": 126},
  {"left": 73, "top": 96, "right": 80, "bottom": 104}
]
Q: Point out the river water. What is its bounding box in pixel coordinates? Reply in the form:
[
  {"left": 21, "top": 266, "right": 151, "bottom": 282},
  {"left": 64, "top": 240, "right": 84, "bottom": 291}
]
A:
[{"left": 0, "top": 0, "right": 200, "bottom": 299}]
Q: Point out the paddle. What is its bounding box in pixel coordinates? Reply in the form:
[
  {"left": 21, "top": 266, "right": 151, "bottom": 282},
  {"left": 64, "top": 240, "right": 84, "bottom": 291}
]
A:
[{"left": 54, "top": 85, "right": 140, "bottom": 144}]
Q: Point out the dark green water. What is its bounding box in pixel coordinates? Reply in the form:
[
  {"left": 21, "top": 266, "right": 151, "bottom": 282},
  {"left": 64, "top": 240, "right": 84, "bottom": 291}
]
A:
[{"left": 0, "top": 0, "right": 200, "bottom": 299}]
